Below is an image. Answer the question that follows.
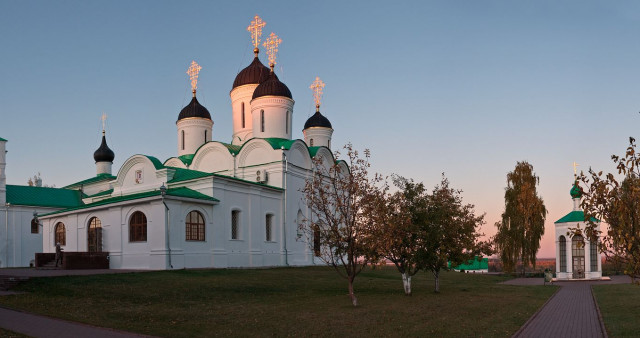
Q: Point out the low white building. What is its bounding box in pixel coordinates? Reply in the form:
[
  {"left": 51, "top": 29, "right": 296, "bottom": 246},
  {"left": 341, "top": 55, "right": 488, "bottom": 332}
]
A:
[
  {"left": 2, "top": 16, "right": 341, "bottom": 270},
  {"left": 554, "top": 181, "right": 602, "bottom": 280}
]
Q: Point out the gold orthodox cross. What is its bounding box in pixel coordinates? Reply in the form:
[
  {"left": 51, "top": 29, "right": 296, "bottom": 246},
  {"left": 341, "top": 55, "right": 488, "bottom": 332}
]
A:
[
  {"left": 310, "top": 77, "right": 325, "bottom": 111},
  {"left": 263, "top": 32, "right": 282, "bottom": 69},
  {"left": 101, "top": 113, "right": 107, "bottom": 133},
  {"left": 187, "top": 61, "right": 202, "bottom": 94},
  {"left": 247, "top": 15, "right": 266, "bottom": 49},
  {"left": 573, "top": 161, "right": 579, "bottom": 177}
]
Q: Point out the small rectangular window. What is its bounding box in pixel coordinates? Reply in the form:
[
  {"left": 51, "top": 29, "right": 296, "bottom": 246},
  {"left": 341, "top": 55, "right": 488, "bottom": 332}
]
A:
[
  {"left": 266, "top": 214, "right": 273, "bottom": 241},
  {"left": 261, "top": 110, "right": 265, "bottom": 132},
  {"left": 590, "top": 240, "right": 598, "bottom": 271},
  {"left": 231, "top": 210, "right": 239, "bottom": 240}
]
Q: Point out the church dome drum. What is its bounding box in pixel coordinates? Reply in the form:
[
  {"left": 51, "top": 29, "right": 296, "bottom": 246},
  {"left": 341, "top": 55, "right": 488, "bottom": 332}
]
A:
[{"left": 178, "top": 96, "right": 212, "bottom": 121}]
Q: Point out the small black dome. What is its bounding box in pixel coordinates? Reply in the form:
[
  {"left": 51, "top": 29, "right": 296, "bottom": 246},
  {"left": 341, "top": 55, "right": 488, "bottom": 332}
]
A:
[
  {"left": 304, "top": 110, "right": 332, "bottom": 129},
  {"left": 94, "top": 134, "right": 115, "bottom": 163},
  {"left": 178, "top": 95, "right": 211, "bottom": 121},
  {"left": 252, "top": 72, "right": 292, "bottom": 100},
  {"left": 232, "top": 56, "right": 271, "bottom": 89}
]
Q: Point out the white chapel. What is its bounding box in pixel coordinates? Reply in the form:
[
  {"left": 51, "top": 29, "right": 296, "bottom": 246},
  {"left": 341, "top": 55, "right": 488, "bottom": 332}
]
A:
[
  {"left": 0, "top": 15, "right": 340, "bottom": 270},
  {"left": 554, "top": 179, "right": 602, "bottom": 280}
]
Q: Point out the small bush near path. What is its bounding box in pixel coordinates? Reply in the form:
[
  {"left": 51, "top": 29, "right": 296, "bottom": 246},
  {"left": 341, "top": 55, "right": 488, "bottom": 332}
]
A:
[
  {"left": 593, "top": 283, "right": 640, "bottom": 337},
  {"left": 0, "top": 267, "right": 555, "bottom": 337}
]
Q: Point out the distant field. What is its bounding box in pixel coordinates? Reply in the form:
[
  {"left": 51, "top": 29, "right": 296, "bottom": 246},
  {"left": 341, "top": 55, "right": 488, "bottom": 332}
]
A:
[
  {"left": 593, "top": 283, "right": 640, "bottom": 337},
  {"left": 0, "top": 267, "right": 556, "bottom": 337}
]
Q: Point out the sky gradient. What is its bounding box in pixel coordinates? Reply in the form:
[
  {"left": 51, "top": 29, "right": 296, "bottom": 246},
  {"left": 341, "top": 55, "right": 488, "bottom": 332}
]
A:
[{"left": 2, "top": 1, "right": 640, "bottom": 258}]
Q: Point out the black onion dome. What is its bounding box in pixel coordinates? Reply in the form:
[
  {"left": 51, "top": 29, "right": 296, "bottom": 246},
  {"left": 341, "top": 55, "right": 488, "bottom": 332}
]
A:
[
  {"left": 304, "top": 110, "right": 332, "bottom": 129},
  {"left": 232, "top": 56, "right": 271, "bottom": 89},
  {"left": 94, "top": 134, "right": 115, "bottom": 163},
  {"left": 177, "top": 96, "right": 211, "bottom": 121},
  {"left": 252, "top": 72, "right": 292, "bottom": 100}
]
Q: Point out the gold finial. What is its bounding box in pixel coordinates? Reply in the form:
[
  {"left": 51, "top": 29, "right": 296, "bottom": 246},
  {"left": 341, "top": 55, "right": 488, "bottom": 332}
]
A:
[
  {"left": 573, "top": 161, "right": 579, "bottom": 178},
  {"left": 186, "top": 60, "right": 202, "bottom": 96},
  {"left": 248, "top": 15, "right": 266, "bottom": 52},
  {"left": 100, "top": 113, "right": 107, "bottom": 134},
  {"left": 263, "top": 32, "right": 282, "bottom": 70},
  {"left": 310, "top": 77, "right": 325, "bottom": 112}
]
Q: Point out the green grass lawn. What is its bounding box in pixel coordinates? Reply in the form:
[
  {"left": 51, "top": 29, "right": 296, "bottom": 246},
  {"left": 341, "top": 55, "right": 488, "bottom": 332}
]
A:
[
  {"left": 593, "top": 283, "right": 640, "bottom": 337},
  {"left": 0, "top": 267, "right": 555, "bottom": 337}
]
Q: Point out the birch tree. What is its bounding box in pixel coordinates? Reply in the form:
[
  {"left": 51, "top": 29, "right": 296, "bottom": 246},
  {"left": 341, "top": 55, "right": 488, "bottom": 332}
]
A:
[
  {"left": 301, "top": 144, "right": 383, "bottom": 306},
  {"left": 494, "top": 161, "right": 547, "bottom": 276},
  {"left": 368, "top": 176, "right": 427, "bottom": 295}
]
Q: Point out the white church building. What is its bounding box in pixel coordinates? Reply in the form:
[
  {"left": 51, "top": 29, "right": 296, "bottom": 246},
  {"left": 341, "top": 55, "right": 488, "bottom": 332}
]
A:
[
  {"left": 554, "top": 180, "right": 602, "bottom": 280},
  {"left": 1, "top": 16, "right": 340, "bottom": 270}
]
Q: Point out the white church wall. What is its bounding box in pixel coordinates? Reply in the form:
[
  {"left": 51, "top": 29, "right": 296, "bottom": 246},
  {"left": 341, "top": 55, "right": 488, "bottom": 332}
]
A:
[
  {"left": 230, "top": 85, "right": 257, "bottom": 145},
  {"left": 250, "top": 97, "right": 295, "bottom": 140},
  {"left": 113, "top": 155, "right": 164, "bottom": 196},
  {"left": 0, "top": 205, "right": 53, "bottom": 268}
]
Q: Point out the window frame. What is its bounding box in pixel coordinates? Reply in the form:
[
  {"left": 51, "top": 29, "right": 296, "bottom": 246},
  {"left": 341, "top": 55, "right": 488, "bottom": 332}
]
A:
[
  {"left": 231, "top": 210, "right": 240, "bottom": 240},
  {"left": 129, "top": 211, "right": 148, "bottom": 242},
  {"left": 260, "top": 110, "right": 265, "bottom": 132},
  {"left": 559, "top": 235, "right": 566, "bottom": 272},
  {"left": 185, "top": 210, "right": 206, "bottom": 242},
  {"left": 265, "top": 214, "right": 274, "bottom": 242}
]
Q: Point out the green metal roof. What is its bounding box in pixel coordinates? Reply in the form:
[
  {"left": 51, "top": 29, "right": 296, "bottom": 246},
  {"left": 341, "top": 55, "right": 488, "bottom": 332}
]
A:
[
  {"left": 178, "top": 154, "right": 195, "bottom": 166},
  {"left": 85, "top": 189, "right": 114, "bottom": 198},
  {"left": 6, "top": 185, "right": 84, "bottom": 208},
  {"left": 222, "top": 143, "right": 242, "bottom": 155},
  {"left": 0, "top": 137, "right": 7, "bottom": 142},
  {"left": 555, "top": 210, "right": 599, "bottom": 224},
  {"left": 63, "top": 173, "right": 116, "bottom": 189},
  {"left": 451, "top": 257, "right": 489, "bottom": 271},
  {"left": 41, "top": 187, "right": 219, "bottom": 217},
  {"left": 168, "top": 168, "right": 214, "bottom": 183},
  {"left": 263, "top": 138, "right": 296, "bottom": 150},
  {"left": 144, "top": 155, "right": 164, "bottom": 169}
]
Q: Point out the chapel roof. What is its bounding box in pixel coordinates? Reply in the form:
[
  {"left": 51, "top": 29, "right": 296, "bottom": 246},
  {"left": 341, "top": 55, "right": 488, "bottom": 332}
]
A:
[
  {"left": 303, "top": 110, "right": 332, "bottom": 129},
  {"left": 94, "top": 133, "right": 115, "bottom": 163},
  {"left": 177, "top": 96, "right": 212, "bottom": 121},
  {"left": 232, "top": 55, "right": 271, "bottom": 89},
  {"left": 252, "top": 72, "right": 292, "bottom": 100},
  {"left": 6, "top": 185, "right": 85, "bottom": 208},
  {"left": 555, "top": 210, "right": 599, "bottom": 224}
]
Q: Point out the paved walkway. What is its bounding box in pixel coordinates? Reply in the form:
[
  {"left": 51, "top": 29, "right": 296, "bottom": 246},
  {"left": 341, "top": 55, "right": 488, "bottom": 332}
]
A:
[
  {"left": 0, "top": 268, "right": 154, "bottom": 337},
  {"left": 505, "top": 276, "right": 630, "bottom": 338}
]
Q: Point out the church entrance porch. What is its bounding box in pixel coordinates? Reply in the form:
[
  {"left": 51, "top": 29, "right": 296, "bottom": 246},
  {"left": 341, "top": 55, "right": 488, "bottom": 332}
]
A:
[{"left": 572, "top": 235, "right": 585, "bottom": 279}]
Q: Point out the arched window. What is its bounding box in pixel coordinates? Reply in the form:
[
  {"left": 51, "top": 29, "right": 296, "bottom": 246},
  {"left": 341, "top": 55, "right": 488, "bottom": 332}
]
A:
[
  {"left": 590, "top": 239, "right": 598, "bottom": 271},
  {"left": 129, "top": 211, "right": 147, "bottom": 242},
  {"left": 260, "top": 110, "right": 265, "bottom": 132},
  {"left": 559, "top": 236, "right": 566, "bottom": 272},
  {"left": 241, "top": 103, "right": 245, "bottom": 128},
  {"left": 265, "top": 214, "right": 273, "bottom": 241},
  {"left": 186, "top": 210, "right": 205, "bottom": 241},
  {"left": 310, "top": 138, "right": 314, "bottom": 147},
  {"left": 313, "top": 225, "right": 321, "bottom": 257},
  {"left": 572, "top": 235, "right": 585, "bottom": 278},
  {"left": 204, "top": 130, "right": 207, "bottom": 143},
  {"left": 181, "top": 130, "right": 185, "bottom": 150},
  {"left": 285, "top": 111, "right": 289, "bottom": 134},
  {"left": 31, "top": 218, "right": 39, "bottom": 234},
  {"left": 88, "top": 217, "right": 102, "bottom": 252},
  {"left": 54, "top": 222, "right": 66, "bottom": 245},
  {"left": 231, "top": 210, "right": 240, "bottom": 240}
]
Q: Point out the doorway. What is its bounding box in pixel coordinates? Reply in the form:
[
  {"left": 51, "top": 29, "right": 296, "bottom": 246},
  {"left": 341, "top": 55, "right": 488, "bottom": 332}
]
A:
[
  {"left": 88, "top": 217, "right": 103, "bottom": 253},
  {"left": 572, "top": 235, "right": 585, "bottom": 279}
]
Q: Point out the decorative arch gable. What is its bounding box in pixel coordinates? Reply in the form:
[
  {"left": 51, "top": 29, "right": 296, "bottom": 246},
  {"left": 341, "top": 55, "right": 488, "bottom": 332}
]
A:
[
  {"left": 313, "top": 147, "right": 336, "bottom": 173},
  {"left": 287, "top": 140, "right": 312, "bottom": 169},
  {"left": 113, "top": 155, "right": 163, "bottom": 194},
  {"left": 164, "top": 157, "right": 187, "bottom": 168},
  {"left": 191, "top": 142, "right": 234, "bottom": 173},
  {"left": 237, "top": 139, "right": 281, "bottom": 168}
]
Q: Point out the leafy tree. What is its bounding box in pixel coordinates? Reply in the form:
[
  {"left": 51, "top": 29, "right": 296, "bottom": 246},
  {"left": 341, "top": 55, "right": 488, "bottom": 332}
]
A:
[
  {"left": 367, "top": 176, "right": 427, "bottom": 295},
  {"left": 417, "top": 175, "right": 487, "bottom": 293},
  {"left": 494, "top": 161, "right": 547, "bottom": 276},
  {"left": 300, "top": 144, "right": 383, "bottom": 306},
  {"left": 579, "top": 137, "right": 640, "bottom": 283}
]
